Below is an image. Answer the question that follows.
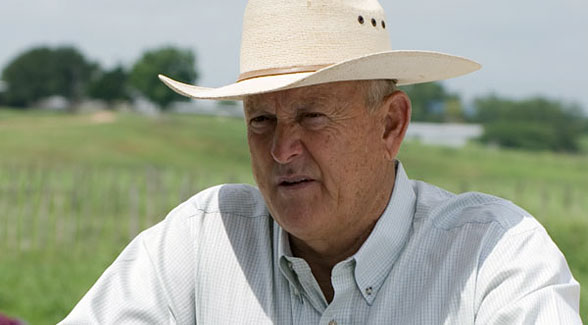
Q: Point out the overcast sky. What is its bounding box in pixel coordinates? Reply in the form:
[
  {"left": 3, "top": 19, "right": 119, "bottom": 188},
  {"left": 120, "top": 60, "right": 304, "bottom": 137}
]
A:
[{"left": 1, "top": 0, "right": 587, "bottom": 112}]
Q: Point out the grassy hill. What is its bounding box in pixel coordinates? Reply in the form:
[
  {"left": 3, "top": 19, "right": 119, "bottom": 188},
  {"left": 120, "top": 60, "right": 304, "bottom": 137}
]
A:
[{"left": 0, "top": 109, "right": 586, "bottom": 323}]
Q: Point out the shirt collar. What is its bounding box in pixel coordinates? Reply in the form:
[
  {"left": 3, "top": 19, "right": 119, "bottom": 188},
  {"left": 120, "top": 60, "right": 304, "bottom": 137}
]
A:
[
  {"left": 353, "top": 161, "right": 416, "bottom": 304},
  {"left": 276, "top": 161, "right": 416, "bottom": 305}
]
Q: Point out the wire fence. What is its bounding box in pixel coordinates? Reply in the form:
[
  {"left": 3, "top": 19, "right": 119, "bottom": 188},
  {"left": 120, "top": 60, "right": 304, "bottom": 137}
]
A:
[
  {"left": 1, "top": 165, "right": 586, "bottom": 256},
  {"left": 0, "top": 166, "right": 216, "bottom": 256}
]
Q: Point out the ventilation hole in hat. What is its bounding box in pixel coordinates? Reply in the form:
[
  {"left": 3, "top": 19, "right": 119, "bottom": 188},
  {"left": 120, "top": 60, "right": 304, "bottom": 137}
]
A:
[
  {"left": 358, "top": 16, "right": 364, "bottom": 24},
  {"left": 382, "top": 20, "right": 386, "bottom": 29},
  {"left": 371, "top": 18, "right": 377, "bottom": 27}
]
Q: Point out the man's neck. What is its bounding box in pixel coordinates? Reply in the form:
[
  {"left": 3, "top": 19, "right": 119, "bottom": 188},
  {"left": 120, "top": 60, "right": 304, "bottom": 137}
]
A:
[
  {"left": 289, "top": 218, "right": 379, "bottom": 302},
  {"left": 283, "top": 160, "right": 398, "bottom": 302},
  {"left": 288, "top": 175, "right": 396, "bottom": 302}
]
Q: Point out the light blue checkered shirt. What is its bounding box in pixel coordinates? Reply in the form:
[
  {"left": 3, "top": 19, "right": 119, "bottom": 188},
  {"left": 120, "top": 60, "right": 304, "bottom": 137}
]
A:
[{"left": 60, "top": 162, "right": 581, "bottom": 324}]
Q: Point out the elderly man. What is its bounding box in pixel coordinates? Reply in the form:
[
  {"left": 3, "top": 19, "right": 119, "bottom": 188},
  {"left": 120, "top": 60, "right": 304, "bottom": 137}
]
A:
[{"left": 61, "top": 0, "right": 581, "bottom": 324}]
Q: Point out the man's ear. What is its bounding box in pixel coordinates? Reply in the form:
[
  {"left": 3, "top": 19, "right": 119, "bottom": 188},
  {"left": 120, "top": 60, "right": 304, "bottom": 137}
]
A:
[{"left": 381, "top": 90, "right": 411, "bottom": 161}]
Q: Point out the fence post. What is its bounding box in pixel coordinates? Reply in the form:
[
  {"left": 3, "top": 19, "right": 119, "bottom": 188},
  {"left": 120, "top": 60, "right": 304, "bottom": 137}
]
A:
[
  {"left": 129, "top": 181, "right": 140, "bottom": 241},
  {"left": 37, "top": 173, "right": 50, "bottom": 252}
]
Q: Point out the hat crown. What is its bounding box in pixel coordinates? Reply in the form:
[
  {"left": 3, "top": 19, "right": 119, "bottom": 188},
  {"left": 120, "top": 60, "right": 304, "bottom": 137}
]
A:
[{"left": 240, "top": 0, "right": 392, "bottom": 79}]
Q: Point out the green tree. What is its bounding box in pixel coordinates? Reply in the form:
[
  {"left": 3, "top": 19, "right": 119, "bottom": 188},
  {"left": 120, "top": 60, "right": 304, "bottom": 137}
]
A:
[
  {"left": 1, "top": 46, "right": 96, "bottom": 108},
  {"left": 400, "top": 82, "right": 464, "bottom": 122},
  {"left": 473, "top": 95, "right": 585, "bottom": 152},
  {"left": 87, "top": 66, "right": 130, "bottom": 104},
  {"left": 444, "top": 97, "right": 465, "bottom": 123},
  {"left": 129, "top": 46, "right": 197, "bottom": 109},
  {"left": 0, "top": 81, "right": 6, "bottom": 106}
]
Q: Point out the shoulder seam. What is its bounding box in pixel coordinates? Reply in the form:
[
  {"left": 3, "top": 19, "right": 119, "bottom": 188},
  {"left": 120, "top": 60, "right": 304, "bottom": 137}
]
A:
[
  {"left": 431, "top": 196, "right": 531, "bottom": 232},
  {"left": 189, "top": 207, "right": 269, "bottom": 219}
]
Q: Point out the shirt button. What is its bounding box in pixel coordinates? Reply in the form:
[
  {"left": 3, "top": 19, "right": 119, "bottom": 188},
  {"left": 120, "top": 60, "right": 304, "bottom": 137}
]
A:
[
  {"left": 328, "top": 320, "right": 337, "bottom": 325},
  {"left": 365, "top": 286, "right": 373, "bottom": 295},
  {"left": 287, "top": 262, "right": 293, "bottom": 270}
]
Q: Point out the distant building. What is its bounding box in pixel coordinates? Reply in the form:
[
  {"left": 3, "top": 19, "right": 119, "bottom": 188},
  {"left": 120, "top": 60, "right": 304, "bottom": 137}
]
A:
[
  {"left": 36, "top": 95, "right": 69, "bottom": 111},
  {"left": 171, "top": 100, "right": 244, "bottom": 118},
  {"left": 133, "top": 96, "right": 161, "bottom": 116},
  {"left": 406, "top": 122, "right": 483, "bottom": 148}
]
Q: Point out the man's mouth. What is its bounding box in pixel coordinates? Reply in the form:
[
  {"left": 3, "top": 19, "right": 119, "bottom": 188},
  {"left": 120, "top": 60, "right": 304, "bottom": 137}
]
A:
[{"left": 278, "top": 177, "right": 315, "bottom": 187}]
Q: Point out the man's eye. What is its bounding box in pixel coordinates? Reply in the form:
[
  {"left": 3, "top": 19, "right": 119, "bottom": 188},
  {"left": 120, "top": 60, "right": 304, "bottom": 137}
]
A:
[
  {"left": 249, "top": 115, "right": 274, "bottom": 128},
  {"left": 251, "top": 116, "right": 268, "bottom": 123},
  {"left": 300, "top": 112, "right": 328, "bottom": 129},
  {"left": 304, "top": 112, "right": 324, "bottom": 119}
]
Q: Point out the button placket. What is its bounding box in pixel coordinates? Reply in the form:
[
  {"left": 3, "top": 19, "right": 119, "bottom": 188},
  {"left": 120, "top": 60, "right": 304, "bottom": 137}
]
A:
[{"left": 293, "top": 288, "right": 303, "bottom": 304}]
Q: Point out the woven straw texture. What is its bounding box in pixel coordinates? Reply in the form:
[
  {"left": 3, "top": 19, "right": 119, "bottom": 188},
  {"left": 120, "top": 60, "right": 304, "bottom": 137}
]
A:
[{"left": 159, "top": 0, "right": 481, "bottom": 100}]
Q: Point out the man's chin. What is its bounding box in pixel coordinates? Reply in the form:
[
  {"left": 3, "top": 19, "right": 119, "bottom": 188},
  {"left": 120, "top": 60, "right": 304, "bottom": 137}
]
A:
[
  {"left": 276, "top": 215, "right": 326, "bottom": 242},
  {"left": 269, "top": 204, "right": 325, "bottom": 230}
]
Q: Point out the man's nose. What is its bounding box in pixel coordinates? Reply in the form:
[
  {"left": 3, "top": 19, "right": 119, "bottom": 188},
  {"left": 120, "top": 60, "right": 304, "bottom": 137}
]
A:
[{"left": 271, "top": 122, "right": 303, "bottom": 164}]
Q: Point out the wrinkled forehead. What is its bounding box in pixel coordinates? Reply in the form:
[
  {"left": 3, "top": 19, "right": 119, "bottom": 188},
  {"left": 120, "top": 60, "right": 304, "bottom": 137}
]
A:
[{"left": 244, "top": 81, "right": 363, "bottom": 113}]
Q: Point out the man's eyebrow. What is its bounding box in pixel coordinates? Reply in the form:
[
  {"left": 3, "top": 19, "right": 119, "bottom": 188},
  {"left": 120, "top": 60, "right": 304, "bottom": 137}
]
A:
[
  {"left": 298, "top": 93, "right": 350, "bottom": 115},
  {"left": 244, "top": 92, "right": 342, "bottom": 115},
  {"left": 294, "top": 94, "right": 332, "bottom": 108}
]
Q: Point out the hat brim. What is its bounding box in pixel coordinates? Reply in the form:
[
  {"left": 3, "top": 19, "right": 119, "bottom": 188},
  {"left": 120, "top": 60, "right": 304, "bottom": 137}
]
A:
[{"left": 159, "top": 50, "right": 481, "bottom": 101}]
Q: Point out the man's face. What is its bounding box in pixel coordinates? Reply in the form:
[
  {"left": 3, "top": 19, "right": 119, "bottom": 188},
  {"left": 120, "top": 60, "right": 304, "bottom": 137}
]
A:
[{"left": 244, "top": 81, "right": 398, "bottom": 243}]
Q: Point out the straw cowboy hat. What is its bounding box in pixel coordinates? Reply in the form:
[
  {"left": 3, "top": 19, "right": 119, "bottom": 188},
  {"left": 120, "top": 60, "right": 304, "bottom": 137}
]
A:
[{"left": 159, "top": 0, "right": 481, "bottom": 101}]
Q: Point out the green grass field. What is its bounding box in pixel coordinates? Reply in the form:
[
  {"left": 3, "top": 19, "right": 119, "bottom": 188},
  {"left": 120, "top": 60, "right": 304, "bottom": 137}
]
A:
[{"left": 0, "top": 109, "right": 586, "bottom": 323}]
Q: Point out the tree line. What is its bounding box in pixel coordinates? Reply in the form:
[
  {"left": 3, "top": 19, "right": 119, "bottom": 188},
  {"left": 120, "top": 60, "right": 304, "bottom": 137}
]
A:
[
  {"left": 0, "top": 45, "right": 586, "bottom": 153},
  {"left": 0, "top": 45, "right": 197, "bottom": 109},
  {"left": 401, "top": 83, "right": 588, "bottom": 153}
]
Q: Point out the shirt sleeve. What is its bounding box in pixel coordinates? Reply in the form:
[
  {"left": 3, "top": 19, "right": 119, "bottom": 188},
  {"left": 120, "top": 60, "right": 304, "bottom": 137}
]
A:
[
  {"left": 474, "top": 220, "right": 581, "bottom": 324},
  {"left": 58, "top": 204, "right": 197, "bottom": 324}
]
